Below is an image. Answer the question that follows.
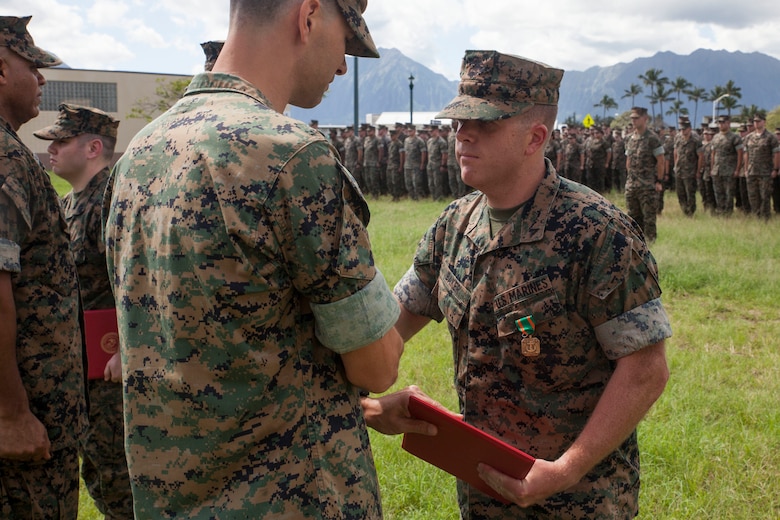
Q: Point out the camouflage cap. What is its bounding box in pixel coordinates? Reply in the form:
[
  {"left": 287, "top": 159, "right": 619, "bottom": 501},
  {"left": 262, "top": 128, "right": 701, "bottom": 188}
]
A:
[
  {"left": 335, "top": 0, "right": 379, "bottom": 59},
  {"left": 200, "top": 40, "right": 224, "bottom": 72},
  {"left": 34, "top": 103, "right": 119, "bottom": 140},
  {"left": 0, "top": 16, "right": 61, "bottom": 68},
  {"left": 436, "top": 50, "right": 564, "bottom": 121}
]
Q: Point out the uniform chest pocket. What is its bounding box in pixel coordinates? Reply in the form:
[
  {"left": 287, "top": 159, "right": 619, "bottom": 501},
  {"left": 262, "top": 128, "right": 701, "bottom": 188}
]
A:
[{"left": 494, "top": 275, "right": 564, "bottom": 339}]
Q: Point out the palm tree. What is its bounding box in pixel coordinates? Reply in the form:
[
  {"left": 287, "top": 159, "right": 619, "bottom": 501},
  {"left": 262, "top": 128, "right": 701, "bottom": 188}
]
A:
[
  {"left": 721, "top": 96, "right": 741, "bottom": 117},
  {"left": 621, "top": 83, "right": 643, "bottom": 108},
  {"left": 722, "top": 80, "right": 743, "bottom": 116},
  {"left": 670, "top": 77, "right": 691, "bottom": 104},
  {"left": 594, "top": 95, "right": 618, "bottom": 120},
  {"left": 638, "top": 68, "right": 668, "bottom": 121},
  {"left": 739, "top": 104, "right": 761, "bottom": 123},
  {"left": 685, "top": 86, "right": 706, "bottom": 127},
  {"left": 667, "top": 100, "right": 689, "bottom": 122},
  {"left": 651, "top": 84, "right": 674, "bottom": 127}
]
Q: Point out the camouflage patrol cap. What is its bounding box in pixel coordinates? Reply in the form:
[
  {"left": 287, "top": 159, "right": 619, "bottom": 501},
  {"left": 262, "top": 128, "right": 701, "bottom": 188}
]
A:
[
  {"left": 0, "top": 16, "right": 61, "bottom": 68},
  {"left": 335, "top": 0, "right": 379, "bottom": 59},
  {"left": 436, "top": 50, "right": 564, "bottom": 121},
  {"left": 200, "top": 40, "right": 224, "bottom": 72},
  {"left": 34, "top": 103, "right": 119, "bottom": 140}
]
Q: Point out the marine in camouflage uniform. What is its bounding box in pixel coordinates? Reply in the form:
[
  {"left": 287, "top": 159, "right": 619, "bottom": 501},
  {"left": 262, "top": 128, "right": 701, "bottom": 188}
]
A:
[
  {"left": 710, "top": 115, "right": 743, "bottom": 216},
  {"left": 625, "top": 107, "right": 665, "bottom": 242},
  {"left": 0, "top": 16, "right": 87, "bottom": 519},
  {"left": 343, "top": 126, "right": 361, "bottom": 187},
  {"left": 700, "top": 128, "right": 716, "bottom": 211},
  {"left": 402, "top": 124, "right": 427, "bottom": 200},
  {"left": 610, "top": 131, "right": 627, "bottom": 192},
  {"left": 370, "top": 50, "right": 671, "bottom": 520},
  {"left": 743, "top": 113, "right": 780, "bottom": 220},
  {"left": 105, "top": 2, "right": 403, "bottom": 518},
  {"left": 362, "top": 125, "right": 380, "bottom": 198},
  {"left": 386, "top": 128, "right": 404, "bottom": 200},
  {"left": 34, "top": 104, "right": 134, "bottom": 519},
  {"left": 543, "top": 130, "right": 562, "bottom": 172},
  {"left": 584, "top": 127, "right": 610, "bottom": 193},
  {"left": 672, "top": 119, "right": 703, "bottom": 217},
  {"left": 426, "top": 125, "right": 448, "bottom": 200},
  {"left": 447, "top": 121, "right": 466, "bottom": 197},
  {"left": 562, "top": 133, "right": 583, "bottom": 183}
]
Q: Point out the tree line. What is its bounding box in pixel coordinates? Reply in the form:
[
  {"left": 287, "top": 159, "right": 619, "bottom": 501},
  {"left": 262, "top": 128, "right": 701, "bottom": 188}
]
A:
[{"left": 574, "top": 68, "right": 771, "bottom": 130}]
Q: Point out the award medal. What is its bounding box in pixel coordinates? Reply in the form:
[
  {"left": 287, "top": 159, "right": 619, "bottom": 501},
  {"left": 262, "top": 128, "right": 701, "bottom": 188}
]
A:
[{"left": 516, "top": 315, "right": 540, "bottom": 357}]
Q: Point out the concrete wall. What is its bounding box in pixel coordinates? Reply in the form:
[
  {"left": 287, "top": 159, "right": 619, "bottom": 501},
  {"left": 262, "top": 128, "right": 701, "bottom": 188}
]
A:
[{"left": 17, "top": 67, "right": 191, "bottom": 168}]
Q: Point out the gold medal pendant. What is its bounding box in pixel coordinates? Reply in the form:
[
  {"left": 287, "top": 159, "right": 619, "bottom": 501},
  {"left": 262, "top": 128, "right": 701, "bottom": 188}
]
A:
[{"left": 521, "top": 336, "right": 541, "bottom": 357}]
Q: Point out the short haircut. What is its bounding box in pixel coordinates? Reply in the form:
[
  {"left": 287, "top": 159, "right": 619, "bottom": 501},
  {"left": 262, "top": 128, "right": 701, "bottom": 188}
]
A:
[{"left": 230, "top": 0, "right": 295, "bottom": 27}]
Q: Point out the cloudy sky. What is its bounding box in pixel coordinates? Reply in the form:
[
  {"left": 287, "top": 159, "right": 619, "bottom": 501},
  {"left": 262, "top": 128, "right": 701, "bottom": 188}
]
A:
[{"left": 8, "top": 0, "right": 780, "bottom": 80}]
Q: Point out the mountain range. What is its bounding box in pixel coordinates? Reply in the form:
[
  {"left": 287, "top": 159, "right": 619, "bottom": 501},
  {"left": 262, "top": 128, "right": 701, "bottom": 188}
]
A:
[{"left": 290, "top": 47, "right": 780, "bottom": 128}]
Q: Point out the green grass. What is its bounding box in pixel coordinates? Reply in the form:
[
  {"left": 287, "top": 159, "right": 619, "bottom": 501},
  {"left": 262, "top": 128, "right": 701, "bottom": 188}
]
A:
[{"left": 75, "top": 188, "right": 780, "bottom": 519}]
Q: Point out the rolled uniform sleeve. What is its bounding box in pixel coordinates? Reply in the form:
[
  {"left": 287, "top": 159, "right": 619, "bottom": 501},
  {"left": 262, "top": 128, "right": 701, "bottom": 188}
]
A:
[
  {"left": 0, "top": 238, "right": 20, "bottom": 273},
  {"left": 311, "top": 268, "right": 400, "bottom": 353},
  {"left": 393, "top": 265, "right": 444, "bottom": 322},
  {"left": 595, "top": 298, "right": 672, "bottom": 359}
]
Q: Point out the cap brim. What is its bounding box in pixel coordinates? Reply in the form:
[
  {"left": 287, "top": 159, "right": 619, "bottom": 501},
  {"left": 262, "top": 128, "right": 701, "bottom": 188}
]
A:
[
  {"left": 33, "top": 126, "right": 72, "bottom": 140},
  {"left": 436, "top": 94, "right": 532, "bottom": 121},
  {"left": 16, "top": 44, "right": 62, "bottom": 68},
  {"left": 345, "top": 33, "right": 379, "bottom": 58}
]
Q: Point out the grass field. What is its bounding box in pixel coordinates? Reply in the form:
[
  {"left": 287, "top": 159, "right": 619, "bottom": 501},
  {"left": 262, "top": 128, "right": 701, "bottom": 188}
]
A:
[{"left": 69, "top": 176, "right": 780, "bottom": 519}]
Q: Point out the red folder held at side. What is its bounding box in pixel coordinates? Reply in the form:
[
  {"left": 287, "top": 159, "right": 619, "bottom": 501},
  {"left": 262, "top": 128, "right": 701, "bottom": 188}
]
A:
[
  {"left": 402, "top": 395, "right": 535, "bottom": 503},
  {"left": 83, "top": 308, "right": 119, "bottom": 380}
]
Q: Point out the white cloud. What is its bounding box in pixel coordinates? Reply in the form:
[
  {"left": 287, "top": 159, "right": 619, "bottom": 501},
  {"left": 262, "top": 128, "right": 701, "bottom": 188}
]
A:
[{"left": 10, "top": 0, "right": 780, "bottom": 79}]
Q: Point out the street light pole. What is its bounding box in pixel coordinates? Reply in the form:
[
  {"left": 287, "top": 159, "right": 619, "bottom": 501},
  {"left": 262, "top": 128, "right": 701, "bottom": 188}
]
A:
[
  {"left": 408, "top": 74, "right": 415, "bottom": 125},
  {"left": 712, "top": 93, "right": 731, "bottom": 122},
  {"left": 353, "top": 56, "right": 359, "bottom": 134}
]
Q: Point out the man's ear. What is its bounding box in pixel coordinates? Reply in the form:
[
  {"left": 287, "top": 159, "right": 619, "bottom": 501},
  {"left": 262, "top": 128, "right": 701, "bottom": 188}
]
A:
[
  {"left": 525, "top": 123, "right": 549, "bottom": 156},
  {"left": 86, "top": 137, "right": 104, "bottom": 160},
  {"left": 297, "top": 0, "right": 323, "bottom": 45},
  {"left": 0, "top": 56, "right": 8, "bottom": 85}
]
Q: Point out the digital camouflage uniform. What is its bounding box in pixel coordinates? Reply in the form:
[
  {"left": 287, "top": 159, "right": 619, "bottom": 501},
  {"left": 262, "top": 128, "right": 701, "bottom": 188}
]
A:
[
  {"left": 105, "top": 73, "right": 399, "bottom": 519},
  {"left": 744, "top": 128, "right": 779, "bottom": 219},
  {"left": 585, "top": 136, "right": 610, "bottom": 193},
  {"left": 363, "top": 131, "right": 380, "bottom": 197},
  {"left": 543, "top": 137, "right": 561, "bottom": 171},
  {"left": 344, "top": 133, "right": 362, "bottom": 188},
  {"left": 426, "top": 133, "right": 447, "bottom": 200},
  {"left": 700, "top": 135, "right": 716, "bottom": 211},
  {"left": 386, "top": 133, "right": 404, "bottom": 200},
  {"left": 0, "top": 116, "right": 87, "bottom": 519},
  {"left": 447, "top": 128, "right": 464, "bottom": 198},
  {"left": 611, "top": 137, "right": 627, "bottom": 192},
  {"left": 710, "top": 130, "right": 743, "bottom": 215},
  {"left": 65, "top": 169, "right": 134, "bottom": 518},
  {"left": 32, "top": 103, "right": 134, "bottom": 518},
  {"left": 562, "top": 137, "right": 583, "bottom": 183},
  {"left": 403, "top": 133, "right": 427, "bottom": 200},
  {"left": 625, "top": 128, "right": 664, "bottom": 241},
  {"left": 673, "top": 131, "right": 702, "bottom": 216},
  {"left": 395, "top": 162, "right": 672, "bottom": 519}
]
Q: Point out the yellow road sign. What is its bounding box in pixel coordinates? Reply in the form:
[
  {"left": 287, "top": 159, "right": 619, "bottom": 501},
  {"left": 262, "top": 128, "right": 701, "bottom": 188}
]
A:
[{"left": 583, "top": 114, "right": 595, "bottom": 128}]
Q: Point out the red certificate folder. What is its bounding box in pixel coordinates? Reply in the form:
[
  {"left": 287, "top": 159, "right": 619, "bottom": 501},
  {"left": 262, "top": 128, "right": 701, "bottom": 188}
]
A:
[
  {"left": 402, "top": 395, "right": 535, "bottom": 502},
  {"left": 83, "top": 308, "right": 119, "bottom": 380}
]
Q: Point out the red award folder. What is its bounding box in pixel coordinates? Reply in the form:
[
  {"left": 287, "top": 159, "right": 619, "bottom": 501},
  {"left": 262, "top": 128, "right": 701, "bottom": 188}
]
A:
[
  {"left": 402, "top": 395, "right": 535, "bottom": 502},
  {"left": 83, "top": 308, "right": 119, "bottom": 380}
]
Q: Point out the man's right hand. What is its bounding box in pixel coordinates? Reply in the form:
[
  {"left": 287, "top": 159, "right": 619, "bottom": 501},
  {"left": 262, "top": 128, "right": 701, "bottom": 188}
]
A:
[{"left": 0, "top": 410, "right": 52, "bottom": 462}]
